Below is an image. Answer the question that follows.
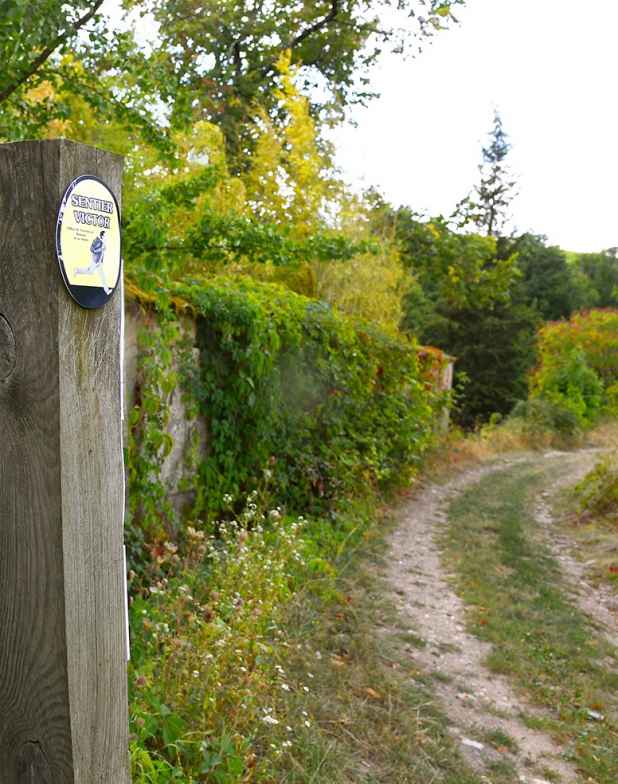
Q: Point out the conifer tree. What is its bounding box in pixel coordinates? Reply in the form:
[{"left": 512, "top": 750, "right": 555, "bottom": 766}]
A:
[{"left": 461, "top": 111, "right": 517, "bottom": 237}]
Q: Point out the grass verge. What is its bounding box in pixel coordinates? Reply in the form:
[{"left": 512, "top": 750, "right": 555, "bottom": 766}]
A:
[{"left": 442, "top": 462, "right": 618, "bottom": 783}]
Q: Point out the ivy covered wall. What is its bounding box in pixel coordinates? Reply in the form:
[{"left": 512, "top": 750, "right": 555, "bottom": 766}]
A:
[{"left": 122, "top": 276, "right": 451, "bottom": 573}]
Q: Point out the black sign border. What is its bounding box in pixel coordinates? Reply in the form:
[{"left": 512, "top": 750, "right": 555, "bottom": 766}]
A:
[{"left": 56, "top": 174, "right": 122, "bottom": 310}]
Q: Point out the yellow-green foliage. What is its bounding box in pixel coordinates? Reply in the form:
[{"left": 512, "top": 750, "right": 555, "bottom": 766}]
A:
[
  {"left": 606, "top": 382, "right": 618, "bottom": 417},
  {"left": 532, "top": 309, "right": 618, "bottom": 389},
  {"left": 244, "top": 51, "right": 334, "bottom": 237},
  {"left": 315, "top": 248, "right": 405, "bottom": 336},
  {"left": 313, "top": 194, "right": 407, "bottom": 335}
]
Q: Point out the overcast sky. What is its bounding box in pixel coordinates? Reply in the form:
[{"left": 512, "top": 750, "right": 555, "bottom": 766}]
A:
[{"left": 329, "top": 0, "right": 618, "bottom": 252}]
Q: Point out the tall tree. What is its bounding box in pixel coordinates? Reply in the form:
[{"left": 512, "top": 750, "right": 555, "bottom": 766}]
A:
[
  {"left": 459, "top": 111, "right": 517, "bottom": 237},
  {"left": 0, "top": 1, "right": 103, "bottom": 107},
  {"left": 126, "top": 0, "right": 465, "bottom": 163},
  {"left": 0, "top": 0, "right": 464, "bottom": 156}
]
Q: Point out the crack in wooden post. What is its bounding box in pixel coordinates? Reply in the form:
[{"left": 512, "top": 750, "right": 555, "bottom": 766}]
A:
[{"left": 0, "top": 313, "right": 16, "bottom": 381}]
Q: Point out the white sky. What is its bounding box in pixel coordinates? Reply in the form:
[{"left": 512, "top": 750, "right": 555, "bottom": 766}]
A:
[{"left": 329, "top": 0, "right": 618, "bottom": 252}]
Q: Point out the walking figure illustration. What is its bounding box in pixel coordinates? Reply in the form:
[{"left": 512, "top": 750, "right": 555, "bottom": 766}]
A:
[{"left": 75, "top": 230, "right": 112, "bottom": 293}]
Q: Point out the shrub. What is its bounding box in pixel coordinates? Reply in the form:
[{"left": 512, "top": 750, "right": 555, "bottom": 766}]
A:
[
  {"left": 510, "top": 397, "right": 582, "bottom": 440},
  {"left": 531, "top": 309, "right": 618, "bottom": 418},
  {"left": 124, "top": 276, "right": 449, "bottom": 779},
  {"left": 574, "top": 452, "right": 618, "bottom": 522},
  {"left": 530, "top": 348, "right": 604, "bottom": 428}
]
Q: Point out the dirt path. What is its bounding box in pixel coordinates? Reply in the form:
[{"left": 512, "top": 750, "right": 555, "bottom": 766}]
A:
[{"left": 384, "top": 454, "right": 595, "bottom": 784}]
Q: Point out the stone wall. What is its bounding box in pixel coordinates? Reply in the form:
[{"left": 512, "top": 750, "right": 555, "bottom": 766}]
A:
[{"left": 123, "top": 301, "right": 206, "bottom": 514}]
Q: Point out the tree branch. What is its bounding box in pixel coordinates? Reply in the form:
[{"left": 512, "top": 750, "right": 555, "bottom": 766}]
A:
[
  {"left": 288, "top": 0, "right": 341, "bottom": 50},
  {"left": 0, "top": 0, "right": 106, "bottom": 105},
  {"left": 259, "top": 0, "right": 341, "bottom": 79},
  {"left": 232, "top": 40, "right": 243, "bottom": 77}
]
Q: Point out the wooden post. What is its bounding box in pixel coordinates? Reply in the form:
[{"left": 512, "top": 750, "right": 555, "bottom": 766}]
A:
[{"left": 0, "top": 140, "right": 130, "bottom": 782}]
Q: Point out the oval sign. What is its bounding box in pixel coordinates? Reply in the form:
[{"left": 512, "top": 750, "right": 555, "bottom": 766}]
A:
[{"left": 56, "top": 175, "right": 122, "bottom": 309}]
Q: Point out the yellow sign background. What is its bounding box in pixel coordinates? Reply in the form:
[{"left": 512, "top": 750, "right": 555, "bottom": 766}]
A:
[{"left": 58, "top": 177, "right": 121, "bottom": 290}]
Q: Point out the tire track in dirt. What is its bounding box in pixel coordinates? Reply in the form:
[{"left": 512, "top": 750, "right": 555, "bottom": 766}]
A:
[{"left": 534, "top": 449, "right": 618, "bottom": 649}]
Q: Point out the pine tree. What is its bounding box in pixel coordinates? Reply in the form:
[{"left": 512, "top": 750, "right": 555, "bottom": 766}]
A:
[{"left": 461, "top": 111, "right": 517, "bottom": 237}]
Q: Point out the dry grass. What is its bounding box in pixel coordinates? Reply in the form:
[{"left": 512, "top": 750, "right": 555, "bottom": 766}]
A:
[
  {"left": 585, "top": 419, "right": 618, "bottom": 449},
  {"left": 425, "top": 417, "right": 618, "bottom": 484},
  {"left": 423, "top": 423, "right": 553, "bottom": 483}
]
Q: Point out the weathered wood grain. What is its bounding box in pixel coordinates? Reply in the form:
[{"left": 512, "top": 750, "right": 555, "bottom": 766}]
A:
[{"left": 0, "top": 140, "right": 130, "bottom": 783}]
